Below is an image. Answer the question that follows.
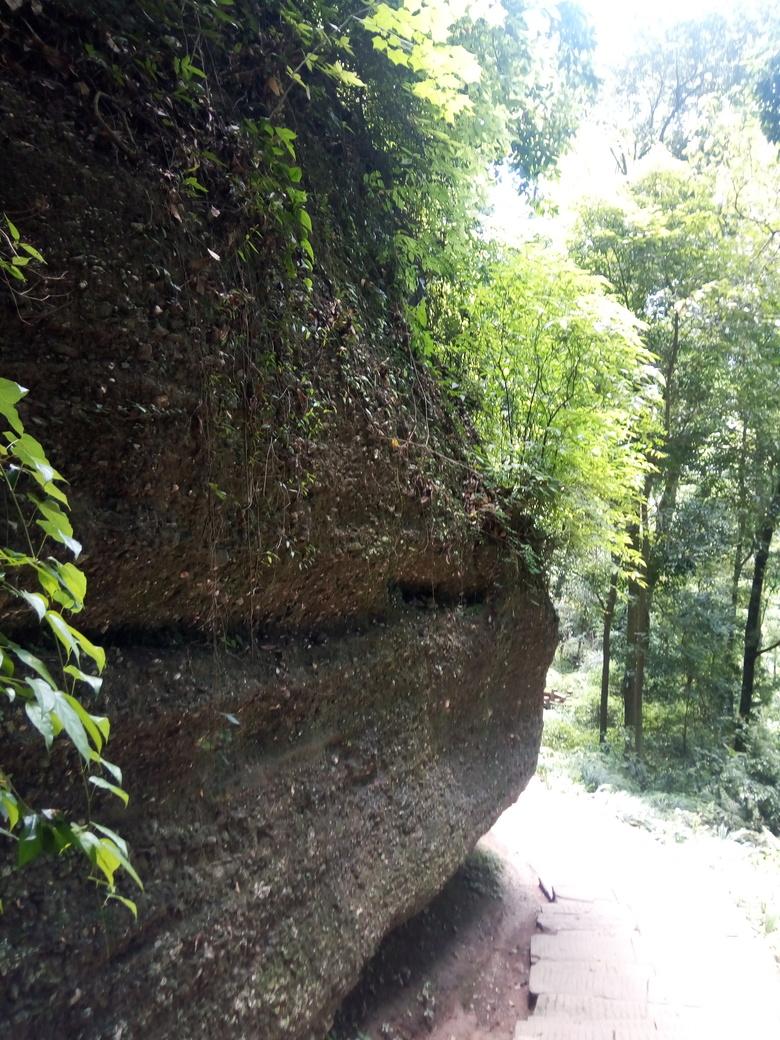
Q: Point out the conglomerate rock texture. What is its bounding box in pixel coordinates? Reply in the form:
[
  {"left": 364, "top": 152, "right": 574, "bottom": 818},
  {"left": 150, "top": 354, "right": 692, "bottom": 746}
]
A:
[{"left": 0, "top": 4, "right": 558, "bottom": 1037}]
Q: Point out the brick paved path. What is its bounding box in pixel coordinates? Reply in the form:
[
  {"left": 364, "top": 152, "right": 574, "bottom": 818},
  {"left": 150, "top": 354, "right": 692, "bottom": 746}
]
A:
[{"left": 488, "top": 779, "right": 780, "bottom": 1040}]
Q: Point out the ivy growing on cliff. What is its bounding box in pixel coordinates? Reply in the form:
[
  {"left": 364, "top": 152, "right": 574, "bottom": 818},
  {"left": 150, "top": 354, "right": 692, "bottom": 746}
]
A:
[
  {"left": 0, "top": 376, "right": 141, "bottom": 915},
  {"left": 0, "top": 224, "right": 139, "bottom": 913},
  {"left": 0, "top": 1, "right": 593, "bottom": 309}
]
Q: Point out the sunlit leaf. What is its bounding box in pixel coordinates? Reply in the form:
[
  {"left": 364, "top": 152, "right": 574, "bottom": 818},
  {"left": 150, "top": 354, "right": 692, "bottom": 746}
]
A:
[{"left": 89, "top": 775, "right": 129, "bottom": 806}]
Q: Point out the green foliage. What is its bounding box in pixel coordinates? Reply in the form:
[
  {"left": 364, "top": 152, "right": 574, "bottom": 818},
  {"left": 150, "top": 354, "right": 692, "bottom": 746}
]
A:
[
  {"left": 0, "top": 215, "right": 45, "bottom": 286},
  {"left": 362, "top": 1, "right": 485, "bottom": 123},
  {"left": 0, "top": 378, "right": 140, "bottom": 915},
  {"left": 238, "top": 119, "right": 314, "bottom": 285},
  {"left": 8, "top": 0, "right": 592, "bottom": 325},
  {"left": 444, "top": 245, "right": 659, "bottom": 563},
  {"left": 708, "top": 719, "right": 780, "bottom": 834},
  {"left": 494, "top": 0, "right": 598, "bottom": 185},
  {"left": 542, "top": 660, "right": 780, "bottom": 835}
]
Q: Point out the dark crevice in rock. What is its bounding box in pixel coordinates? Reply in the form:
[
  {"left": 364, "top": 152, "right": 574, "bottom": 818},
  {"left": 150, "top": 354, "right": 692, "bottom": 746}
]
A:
[{"left": 390, "top": 580, "right": 488, "bottom": 609}]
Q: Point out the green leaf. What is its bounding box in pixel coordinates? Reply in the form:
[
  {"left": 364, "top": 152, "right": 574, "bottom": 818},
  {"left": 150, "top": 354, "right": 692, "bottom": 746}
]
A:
[
  {"left": 0, "top": 648, "right": 13, "bottom": 677},
  {"left": 92, "top": 821, "right": 128, "bottom": 857},
  {"left": 184, "top": 58, "right": 206, "bottom": 79},
  {"left": 36, "top": 520, "right": 82, "bottom": 558},
  {"left": 73, "top": 828, "right": 118, "bottom": 885},
  {"left": 36, "top": 560, "right": 80, "bottom": 610},
  {"left": 25, "top": 675, "right": 56, "bottom": 712},
  {"left": 4, "top": 262, "right": 25, "bottom": 281},
  {"left": 6, "top": 217, "right": 20, "bottom": 242},
  {"left": 34, "top": 498, "right": 82, "bottom": 557},
  {"left": 20, "top": 590, "right": 48, "bottom": 621},
  {"left": 51, "top": 690, "right": 91, "bottom": 761},
  {"left": 63, "top": 664, "right": 103, "bottom": 694},
  {"left": 45, "top": 610, "right": 79, "bottom": 660},
  {"left": 182, "top": 175, "right": 208, "bottom": 194},
  {"left": 0, "top": 789, "right": 21, "bottom": 830},
  {"left": 46, "top": 818, "right": 77, "bottom": 854},
  {"left": 92, "top": 823, "right": 143, "bottom": 889},
  {"left": 2, "top": 639, "right": 57, "bottom": 687},
  {"left": 11, "top": 433, "right": 62, "bottom": 486},
  {"left": 0, "top": 378, "right": 27, "bottom": 436},
  {"left": 70, "top": 627, "right": 106, "bottom": 673},
  {"left": 63, "top": 693, "right": 106, "bottom": 752},
  {"left": 274, "top": 125, "right": 298, "bottom": 157},
  {"left": 25, "top": 701, "right": 56, "bottom": 749},
  {"left": 19, "top": 243, "right": 45, "bottom": 263},
  {"left": 88, "top": 775, "right": 129, "bottom": 806},
  {"left": 42, "top": 480, "right": 69, "bottom": 506},
  {"left": 321, "top": 61, "right": 366, "bottom": 88},
  {"left": 107, "top": 892, "right": 138, "bottom": 919},
  {"left": 17, "top": 814, "right": 43, "bottom": 867},
  {"left": 56, "top": 562, "right": 87, "bottom": 612},
  {"left": 99, "top": 758, "right": 122, "bottom": 785}
]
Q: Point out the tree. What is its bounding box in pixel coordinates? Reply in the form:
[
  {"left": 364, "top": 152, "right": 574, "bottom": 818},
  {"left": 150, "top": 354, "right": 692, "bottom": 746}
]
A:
[
  {"left": 739, "top": 476, "right": 780, "bottom": 731},
  {"left": 574, "top": 166, "right": 734, "bottom": 750},
  {"left": 444, "top": 244, "right": 657, "bottom": 564},
  {"left": 483, "top": 0, "right": 598, "bottom": 187},
  {"left": 606, "top": 14, "right": 749, "bottom": 175}
]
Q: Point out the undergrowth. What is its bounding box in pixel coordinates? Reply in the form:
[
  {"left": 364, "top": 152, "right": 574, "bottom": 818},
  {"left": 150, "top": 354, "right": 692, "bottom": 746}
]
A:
[{"left": 541, "top": 659, "right": 780, "bottom": 837}]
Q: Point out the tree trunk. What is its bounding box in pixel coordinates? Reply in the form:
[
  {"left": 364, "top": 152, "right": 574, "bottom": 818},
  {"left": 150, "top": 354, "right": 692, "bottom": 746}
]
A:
[
  {"left": 739, "top": 533, "right": 773, "bottom": 725},
  {"left": 738, "top": 477, "right": 780, "bottom": 741},
  {"left": 727, "top": 417, "right": 749, "bottom": 717},
  {"left": 622, "top": 498, "right": 652, "bottom": 755},
  {"left": 682, "top": 672, "right": 693, "bottom": 757},
  {"left": 622, "top": 570, "right": 651, "bottom": 748},
  {"left": 631, "top": 578, "right": 650, "bottom": 757},
  {"left": 622, "top": 573, "right": 640, "bottom": 727},
  {"left": 621, "top": 317, "right": 682, "bottom": 754},
  {"left": 600, "top": 569, "right": 619, "bottom": 744}
]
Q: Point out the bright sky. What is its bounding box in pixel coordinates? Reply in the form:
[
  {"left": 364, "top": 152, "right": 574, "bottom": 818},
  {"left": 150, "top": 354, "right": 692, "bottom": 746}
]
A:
[{"left": 576, "top": 0, "right": 741, "bottom": 69}]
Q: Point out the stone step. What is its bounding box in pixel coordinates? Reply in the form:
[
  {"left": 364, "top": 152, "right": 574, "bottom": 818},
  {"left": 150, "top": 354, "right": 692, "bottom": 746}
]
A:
[
  {"left": 551, "top": 882, "right": 617, "bottom": 903},
  {"left": 529, "top": 961, "right": 651, "bottom": 1003},
  {"left": 543, "top": 897, "right": 632, "bottom": 918},
  {"left": 531, "top": 931, "right": 638, "bottom": 964},
  {"left": 534, "top": 994, "right": 651, "bottom": 1021},
  {"left": 514, "top": 1021, "right": 663, "bottom": 1039},
  {"left": 538, "top": 905, "right": 636, "bottom": 935},
  {"left": 539, "top": 915, "right": 632, "bottom": 936}
]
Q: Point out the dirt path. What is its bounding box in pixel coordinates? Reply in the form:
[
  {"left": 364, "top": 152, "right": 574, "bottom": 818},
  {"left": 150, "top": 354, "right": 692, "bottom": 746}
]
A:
[
  {"left": 332, "top": 835, "right": 541, "bottom": 1040},
  {"left": 331, "top": 778, "right": 780, "bottom": 1040}
]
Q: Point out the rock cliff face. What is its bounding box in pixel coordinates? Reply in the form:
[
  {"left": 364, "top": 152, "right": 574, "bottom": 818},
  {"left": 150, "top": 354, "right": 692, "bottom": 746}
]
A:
[
  {"left": 0, "top": 5, "right": 557, "bottom": 1037},
  {"left": 2, "top": 594, "right": 554, "bottom": 1039}
]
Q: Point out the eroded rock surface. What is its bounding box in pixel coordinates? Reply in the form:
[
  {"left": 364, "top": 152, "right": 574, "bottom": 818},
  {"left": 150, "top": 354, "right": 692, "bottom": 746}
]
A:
[{"left": 2, "top": 590, "right": 554, "bottom": 1039}]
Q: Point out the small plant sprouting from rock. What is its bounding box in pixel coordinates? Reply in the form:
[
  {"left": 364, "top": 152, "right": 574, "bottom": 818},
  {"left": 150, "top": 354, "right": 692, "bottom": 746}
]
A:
[{"left": 0, "top": 214, "right": 45, "bottom": 290}]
